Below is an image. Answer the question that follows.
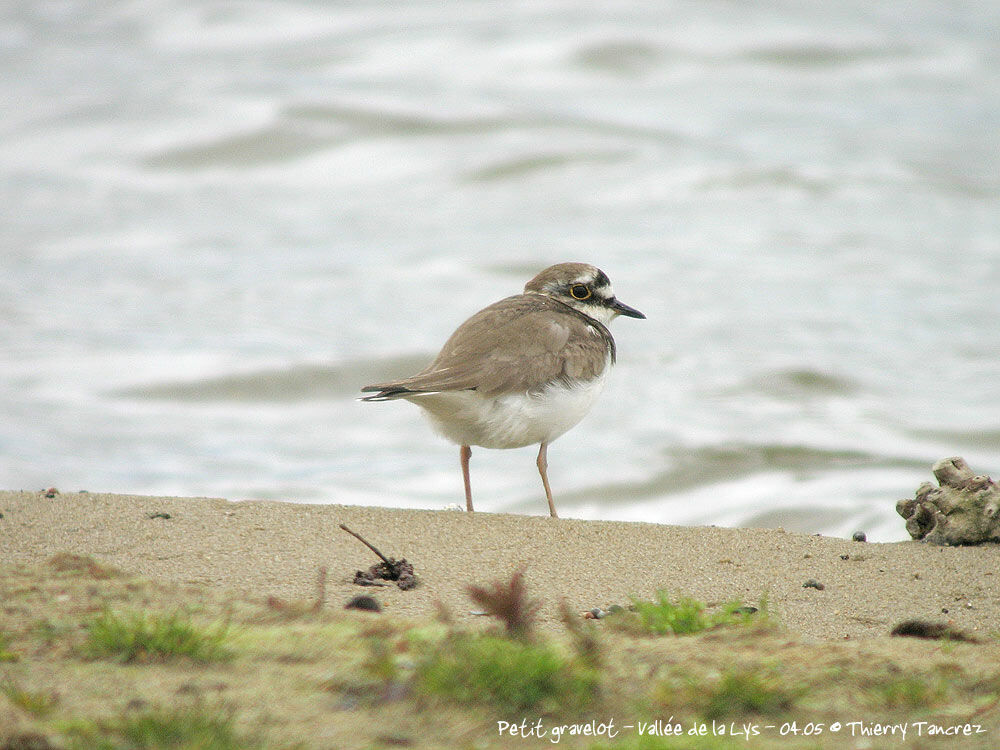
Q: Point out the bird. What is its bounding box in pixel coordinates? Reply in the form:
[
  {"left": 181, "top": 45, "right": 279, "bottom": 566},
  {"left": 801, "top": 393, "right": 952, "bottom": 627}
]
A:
[{"left": 360, "top": 262, "right": 645, "bottom": 518}]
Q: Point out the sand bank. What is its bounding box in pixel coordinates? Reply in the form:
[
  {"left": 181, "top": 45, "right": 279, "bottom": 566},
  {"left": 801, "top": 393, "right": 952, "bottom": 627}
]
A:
[{"left": 2, "top": 490, "right": 996, "bottom": 640}]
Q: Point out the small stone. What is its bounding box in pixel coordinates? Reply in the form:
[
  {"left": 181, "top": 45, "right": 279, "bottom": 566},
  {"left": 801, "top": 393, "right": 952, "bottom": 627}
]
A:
[
  {"left": 345, "top": 595, "right": 381, "bottom": 612},
  {"left": 840, "top": 554, "right": 850, "bottom": 560},
  {"left": 147, "top": 512, "right": 171, "bottom": 520},
  {"left": 852, "top": 531, "right": 867, "bottom": 542},
  {"left": 803, "top": 579, "right": 825, "bottom": 590},
  {"left": 606, "top": 604, "right": 625, "bottom": 615},
  {"left": 588, "top": 607, "right": 605, "bottom": 619},
  {"left": 42, "top": 487, "right": 59, "bottom": 498}
]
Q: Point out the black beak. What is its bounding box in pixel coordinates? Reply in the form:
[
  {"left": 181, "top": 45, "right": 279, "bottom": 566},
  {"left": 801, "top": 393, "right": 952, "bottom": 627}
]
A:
[{"left": 611, "top": 298, "right": 646, "bottom": 319}]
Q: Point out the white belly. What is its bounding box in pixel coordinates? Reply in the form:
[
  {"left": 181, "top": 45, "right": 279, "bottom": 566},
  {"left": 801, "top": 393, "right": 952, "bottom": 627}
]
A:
[{"left": 407, "top": 371, "right": 608, "bottom": 449}]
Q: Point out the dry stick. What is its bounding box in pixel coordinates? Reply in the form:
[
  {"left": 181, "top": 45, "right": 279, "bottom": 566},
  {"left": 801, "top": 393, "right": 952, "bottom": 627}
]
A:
[{"left": 339, "top": 523, "right": 393, "bottom": 566}]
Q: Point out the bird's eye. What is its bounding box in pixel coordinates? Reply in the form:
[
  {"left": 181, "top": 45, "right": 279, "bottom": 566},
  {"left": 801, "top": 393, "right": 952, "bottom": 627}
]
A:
[{"left": 570, "top": 284, "right": 591, "bottom": 300}]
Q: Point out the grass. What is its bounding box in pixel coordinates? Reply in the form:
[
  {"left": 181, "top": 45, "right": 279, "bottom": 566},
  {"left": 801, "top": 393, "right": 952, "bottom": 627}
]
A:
[
  {"left": 409, "top": 569, "right": 599, "bottom": 714},
  {"left": 60, "top": 702, "right": 259, "bottom": 750},
  {"left": 0, "top": 630, "right": 18, "bottom": 662},
  {"left": 609, "top": 591, "right": 762, "bottom": 636},
  {"left": 82, "top": 610, "right": 233, "bottom": 664},
  {"left": 414, "top": 631, "right": 598, "bottom": 714},
  {"left": 653, "top": 663, "right": 800, "bottom": 720},
  {"left": 2, "top": 557, "right": 999, "bottom": 749},
  {"left": 867, "top": 673, "right": 948, "bottom": 709},
  {"left": 2, "top": 679, "right": 58, "bottom": 717},
  {"left": 700, "top": 664, "right": 799, "bottom": 719}
]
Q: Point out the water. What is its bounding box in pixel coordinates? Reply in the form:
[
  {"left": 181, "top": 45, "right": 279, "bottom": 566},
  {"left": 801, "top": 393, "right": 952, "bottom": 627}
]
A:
[{"left": 2, "top": 1, "right": 999, "bottom": 541}]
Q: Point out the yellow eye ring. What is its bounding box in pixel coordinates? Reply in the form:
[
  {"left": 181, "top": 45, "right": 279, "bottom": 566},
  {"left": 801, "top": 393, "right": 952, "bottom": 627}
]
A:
[{"left": 570, "top": 284, "right": 591, "bottom": 300}]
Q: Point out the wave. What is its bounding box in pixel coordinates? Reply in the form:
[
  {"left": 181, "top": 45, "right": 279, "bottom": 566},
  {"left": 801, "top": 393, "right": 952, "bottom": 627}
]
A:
[{"left": 112, "top": 354, "right": 431, "bottom": 402}]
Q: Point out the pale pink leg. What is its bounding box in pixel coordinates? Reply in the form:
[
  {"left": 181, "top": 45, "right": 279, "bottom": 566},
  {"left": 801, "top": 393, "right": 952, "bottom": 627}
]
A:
[
  {"left": 536, "top": 442, "right": 558, "bottom": 518},
  {"left": 460, "top": 445, "right": 474, "bottom": 512}
]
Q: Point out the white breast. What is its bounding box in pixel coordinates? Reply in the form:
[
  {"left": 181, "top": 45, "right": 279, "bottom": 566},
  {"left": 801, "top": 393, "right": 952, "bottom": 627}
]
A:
[{"left": 406, "top": 368, "right": 609, "bottom": 450}]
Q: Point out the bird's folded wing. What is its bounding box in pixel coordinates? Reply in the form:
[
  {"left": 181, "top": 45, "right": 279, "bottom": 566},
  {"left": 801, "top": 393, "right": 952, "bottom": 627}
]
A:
[{"left": 361, "top": 295, "right": 612, "bottom": 398}]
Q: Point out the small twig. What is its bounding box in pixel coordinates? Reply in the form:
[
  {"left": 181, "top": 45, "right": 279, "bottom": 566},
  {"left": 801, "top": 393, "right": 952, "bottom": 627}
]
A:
[{"left": 339, "top": 524, "right": 392, "bottom": 566}]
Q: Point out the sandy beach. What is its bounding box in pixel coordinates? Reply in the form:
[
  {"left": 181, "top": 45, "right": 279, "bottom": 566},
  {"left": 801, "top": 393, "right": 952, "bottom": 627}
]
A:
[
  {"left": 4, "top": 488, "right": 1000, "bottom": 748},
  {"left": 3, "top": 489, "right": 997, "bottom": 640}
]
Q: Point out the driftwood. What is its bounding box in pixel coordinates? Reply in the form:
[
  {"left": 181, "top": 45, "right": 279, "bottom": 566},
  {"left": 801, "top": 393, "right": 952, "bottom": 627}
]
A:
[{"left": 896, "top": 457, "right": 1000, "bottom": 545}]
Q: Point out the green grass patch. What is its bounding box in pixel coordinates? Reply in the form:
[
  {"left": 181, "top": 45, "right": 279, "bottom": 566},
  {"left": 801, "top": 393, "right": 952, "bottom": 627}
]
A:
[
  {"left": 700, "top": 664, "right": 798, "bottom": 719},
  {"left": 60, "top": 702, "right": 260, "bottom": 750},
  {"left": 82, "top": 610, "right": 233, "bottom": 664},
  {"left": 654, "top": 663, "right": 799, "bottom": 720},
  {"left": 2, "top": 679, "right": 58, "bottom": 717},
  {"left": 610, "top": 591, "right": 759, "bottom": 636},
  {"left": 867, "top": 673, "right": 948, "bottom": 709},
  {"left": 0, "top": 629, "right": 18, "bottom": 662},
  {"left": 414, "top": 632, "right": 598, "bottom": 714}
]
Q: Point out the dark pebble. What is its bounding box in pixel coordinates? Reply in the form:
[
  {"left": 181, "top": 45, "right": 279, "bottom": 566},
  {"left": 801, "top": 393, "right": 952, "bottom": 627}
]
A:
[
  {"left": 732, "top": 605, "right": 758, "bottom": 615},
  {"left": 852, "top": 531, "right": 867, "bottom": 542},
  {"left": 147, "top": 512, "right": 172, "bottom": 520},
  {"left": 345, "top": 595, "right": 381, "bottom": 612},
  {"left": 803, "top": 579, "right": 825, "bottom": 590}
]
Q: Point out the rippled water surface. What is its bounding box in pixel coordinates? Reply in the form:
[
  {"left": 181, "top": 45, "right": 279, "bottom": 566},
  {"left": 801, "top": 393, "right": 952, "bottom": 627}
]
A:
[{"left": 3, "top": 1, "right": 999, "bottom": 540}]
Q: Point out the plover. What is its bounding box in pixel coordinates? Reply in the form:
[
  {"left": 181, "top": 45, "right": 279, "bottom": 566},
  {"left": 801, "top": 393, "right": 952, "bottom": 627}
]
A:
[{"left": 361, "top": 262, "right": 644, "bottom": 518}]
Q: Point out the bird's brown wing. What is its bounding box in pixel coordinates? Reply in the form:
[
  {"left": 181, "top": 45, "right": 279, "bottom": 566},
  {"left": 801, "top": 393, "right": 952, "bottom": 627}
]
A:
[{"left": 361, "top": 294, "right": 613, "bottom": 399}]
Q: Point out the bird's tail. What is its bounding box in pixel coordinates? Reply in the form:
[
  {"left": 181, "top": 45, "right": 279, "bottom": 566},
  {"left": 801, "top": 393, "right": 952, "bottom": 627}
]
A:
[{"left": 359, "top": 386, "right": 414, "bottom": 401}]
